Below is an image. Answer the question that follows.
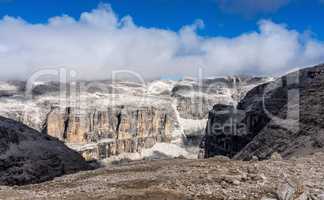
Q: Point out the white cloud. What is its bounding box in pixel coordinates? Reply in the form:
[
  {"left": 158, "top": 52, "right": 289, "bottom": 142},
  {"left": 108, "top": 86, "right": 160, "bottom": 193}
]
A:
[
  {"left": 0, "top": 4, "right": 323, "bottom": 80},
  {"left": 216, "top": 0, "right": 290, "bottom": 16}
]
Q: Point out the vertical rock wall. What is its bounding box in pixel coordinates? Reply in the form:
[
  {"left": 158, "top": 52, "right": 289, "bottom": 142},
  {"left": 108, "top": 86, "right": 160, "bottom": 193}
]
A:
[{"left": 43, "top": 105, "right": 175, "bottom": 160}]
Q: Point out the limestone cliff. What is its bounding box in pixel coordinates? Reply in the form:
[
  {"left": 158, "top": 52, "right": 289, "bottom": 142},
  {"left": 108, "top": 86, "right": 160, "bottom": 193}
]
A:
[{"left": 43, "top": 105, "right": 175, "bottom": 160}]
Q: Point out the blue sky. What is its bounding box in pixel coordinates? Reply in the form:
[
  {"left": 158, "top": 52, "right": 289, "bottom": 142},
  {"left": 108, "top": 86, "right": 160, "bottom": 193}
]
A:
[
  {"left": 0, "top": 0, "right": 324, "bottom": 79},
  {"left": 1, "top": 0, "right": 323, "bottom": 39}
]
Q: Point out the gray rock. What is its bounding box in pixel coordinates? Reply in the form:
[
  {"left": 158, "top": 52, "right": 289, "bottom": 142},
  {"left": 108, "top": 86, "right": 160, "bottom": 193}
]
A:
[
  {"left": 319, "top": 194, "right": 324, "bottom": 200},
  {"left": 277, "top": 182, "right": 296, "bottom": 200},
  {"left": 202, "top": 64, "right": 324, "bottom": 160},
  {"left": 0, "top": 116, "right": 91, "bottom": 186},
  {"left": 271, "top": 152, "right": 283, "bottom": 161}
]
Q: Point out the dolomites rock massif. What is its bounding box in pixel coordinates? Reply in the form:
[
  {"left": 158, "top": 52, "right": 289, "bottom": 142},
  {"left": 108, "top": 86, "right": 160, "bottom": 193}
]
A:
[
  {"left": 0, "top": 116, "right": 90, "bottom": 186},
  {"left": 45, "top": 105, "right": 174, "bottom": 160},
  {"left": 201, "top": 64, "right": 324, "bottom": 160},
  {"left": 0, "top": 76, "right": 270, "bottom": 160},
  {"left": 1, "top": 66, "right": 324, "bottom": 199}
]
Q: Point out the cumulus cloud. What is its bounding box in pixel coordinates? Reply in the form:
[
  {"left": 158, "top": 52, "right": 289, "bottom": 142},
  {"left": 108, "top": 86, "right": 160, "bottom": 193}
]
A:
[
  {"left": 0, "top": 3, "right": 323, "bottom": 80},
  {"left": 216, "top": 0, "right": 290, "bottom": 16}
]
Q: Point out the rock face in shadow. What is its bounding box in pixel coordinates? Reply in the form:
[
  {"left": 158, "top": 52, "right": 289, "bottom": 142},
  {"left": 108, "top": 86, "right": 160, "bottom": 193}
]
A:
[
  {"left": 0, "top": 116, "right": 90, "bottom": 186},
  {"left": 202, "top": 64, "right": 324, "bottom": 160},
  {"left": 200, "top": 104, "right": 254, "bottom": 158}
]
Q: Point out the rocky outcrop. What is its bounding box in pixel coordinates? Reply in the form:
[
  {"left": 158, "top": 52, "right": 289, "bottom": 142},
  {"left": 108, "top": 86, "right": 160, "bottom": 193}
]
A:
[
  {"left": 43, "top": 105, "right": 175, "bottom": 160},
  {"left": 200, "top": 104, "right": 253, "bottom": 158},
  {"left": 0, "top": 116, "right": 90, "bottom": 186},
  {"left": 202, "top": 64, "right": 324, "bottom": 160},
  {"left": 235, "top": 64, "right": 324, "bottom": 160}
]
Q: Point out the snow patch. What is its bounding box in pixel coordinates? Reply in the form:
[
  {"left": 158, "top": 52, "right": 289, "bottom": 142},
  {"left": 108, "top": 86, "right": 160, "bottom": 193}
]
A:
[
  {"left": 147, "top": 80, "right": 174, "bottom": 95},
  {"left": 0, "top": 82, "right": 17, "bottom": 91},
  {"left": 179, "top": 118, "right": 207, "bottom": 135},
  {"left": 102, "top": 142, "right": 196, "bottom": 164},
  {"left": 142, "top": 143, "right": 194, "bottom": 158}
]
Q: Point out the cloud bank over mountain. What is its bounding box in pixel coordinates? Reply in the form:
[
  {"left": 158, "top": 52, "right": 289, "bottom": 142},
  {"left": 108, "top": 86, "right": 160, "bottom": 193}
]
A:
[{"left": 0, "top": 4, "right": 323, "bottom": 80}]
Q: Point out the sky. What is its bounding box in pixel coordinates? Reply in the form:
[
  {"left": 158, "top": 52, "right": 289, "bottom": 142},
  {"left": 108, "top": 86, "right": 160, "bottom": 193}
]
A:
[{"left": 0, "top": 0, "right": 324, "bottom": 80}]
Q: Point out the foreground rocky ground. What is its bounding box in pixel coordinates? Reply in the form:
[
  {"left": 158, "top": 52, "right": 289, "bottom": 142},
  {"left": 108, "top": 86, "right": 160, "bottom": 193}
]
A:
[{"left": 1, "top": 153, "right": 324, "bottom": 200}]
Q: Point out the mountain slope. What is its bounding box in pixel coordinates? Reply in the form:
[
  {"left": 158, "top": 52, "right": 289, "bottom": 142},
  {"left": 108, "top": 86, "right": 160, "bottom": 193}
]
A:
[
  {"left": 202, "top": 64, "right": 324, "bottom": 160},
  {"left": 0, "top": 116, "right": 91, "bottom": 186},
  {"left": 235, "top": 64, "right": 324, "bottom": 160}
]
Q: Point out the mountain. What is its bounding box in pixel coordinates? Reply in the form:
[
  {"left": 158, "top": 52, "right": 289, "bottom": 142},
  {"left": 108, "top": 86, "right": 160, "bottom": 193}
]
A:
[
  {"left": 201, "top": 64, "right": 324, "bottom": 160},
  {"left": 0, "top": 76, "right": 270, "bottom": 161},
  {"left": 0, "top": 116, "right": 91, "bottom": 186}
]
